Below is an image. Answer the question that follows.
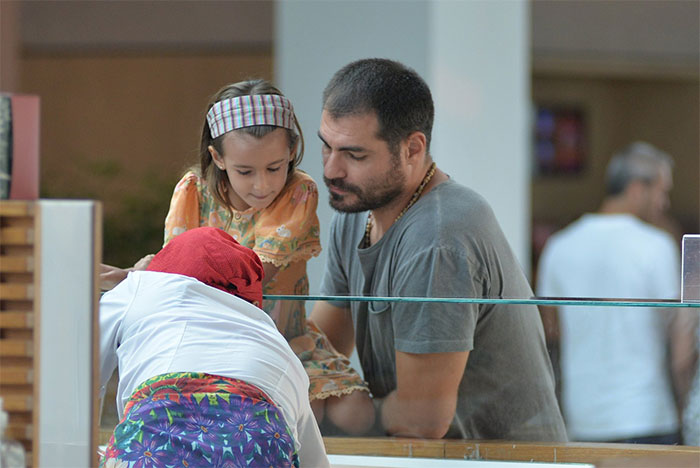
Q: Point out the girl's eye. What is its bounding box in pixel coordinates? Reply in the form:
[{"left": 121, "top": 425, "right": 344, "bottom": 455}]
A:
[
  {"left": 236, "top": 170, "right": 252, "bottom": 176},
  {"left": 267, "top": 166, "right": 282, "bottom": 173}
]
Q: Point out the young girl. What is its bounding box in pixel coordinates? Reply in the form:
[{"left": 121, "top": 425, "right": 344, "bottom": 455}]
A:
[{"left": 159, "top": 79, "right": 373, "bottom": 435}]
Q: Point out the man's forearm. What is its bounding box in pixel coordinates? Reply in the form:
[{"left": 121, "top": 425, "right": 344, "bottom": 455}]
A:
[{"left": 378, "top": 391, "right": 453, "bottom": 439}]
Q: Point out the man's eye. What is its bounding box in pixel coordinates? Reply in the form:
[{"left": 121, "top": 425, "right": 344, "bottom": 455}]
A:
[{"left": 348, "top": 153, "right": 365, "bottom": 161}]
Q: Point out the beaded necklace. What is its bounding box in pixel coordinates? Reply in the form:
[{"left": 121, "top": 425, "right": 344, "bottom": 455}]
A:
[{"left": 363, "top": 162, "right": 437, "bottom": 248}]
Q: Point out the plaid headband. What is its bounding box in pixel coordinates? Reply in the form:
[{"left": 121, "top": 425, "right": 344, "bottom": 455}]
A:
[{"left": 206, "top": 94, "right": 295, "bottom": 139}]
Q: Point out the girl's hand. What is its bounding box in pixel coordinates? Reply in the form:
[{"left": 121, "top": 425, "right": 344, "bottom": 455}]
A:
[
  {"left": 100, "top": 254, "right": 154, "bottom": 291},
  {"left": 133, "top": 254, "right": 155, "bottom": 271}
]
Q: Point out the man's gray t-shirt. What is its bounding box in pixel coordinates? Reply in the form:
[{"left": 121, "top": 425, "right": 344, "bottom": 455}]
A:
[{"left": 320, "top": 179, "right": 567, "bottom": 441}]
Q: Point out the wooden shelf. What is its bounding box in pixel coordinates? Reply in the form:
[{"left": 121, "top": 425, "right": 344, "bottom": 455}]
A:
[
  {"left": 5, "top": 424, "right": 33, "bottom": 442},
  {"left": 2, "top": 199, "right": 102, "bottom": 467},
  {"left": 0, "top": 312, "right": 34, "bottom": 328},
  {"left": 0, "top": 339, "right": 33, "bottom": 357},
  {"left": 0, "top": 394, "right": 34, "bottom": 412},
  {"left": 0, "top": 202, "right": 35, "bottom": 217},
  {"left": 0, "top": 284, "right": 34, "bottom": 300},
  {"left": 1, "top": 200, "right": 37, "bottom": 468},
  {"left": 0, "top": 256, "right": 34, "bottom": 273},
  {"left": 0, "top": 227, "right": 34, "bottom": 246},
  {"left": 0, "top": 367, "right": 34, "bottom": 384}
]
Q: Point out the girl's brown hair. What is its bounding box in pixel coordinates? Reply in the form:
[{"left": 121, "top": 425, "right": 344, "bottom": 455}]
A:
[{"left": 198, "top": 79, "right": 305, "bottom": 220}]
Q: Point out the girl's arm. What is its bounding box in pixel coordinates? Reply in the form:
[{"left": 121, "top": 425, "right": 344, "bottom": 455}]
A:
[
  {"left": 164, "top": 172, "right": 202, "bottom": 245},
  {"left": 254, "top": 174, "right": 322, "bottom": 275},
  {"left": 262, "top": 262, "right": 280, "bottom": 288},
  {"left": 100, "top": 264, "right": 129, "bottom": 291},
  {"left": 99, "top": 254, "right": 155, "bottom": 291}
]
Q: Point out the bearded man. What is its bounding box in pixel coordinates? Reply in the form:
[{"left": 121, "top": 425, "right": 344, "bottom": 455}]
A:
[{"left": 311, "top": 58, "right": 567, "bottom": 441}]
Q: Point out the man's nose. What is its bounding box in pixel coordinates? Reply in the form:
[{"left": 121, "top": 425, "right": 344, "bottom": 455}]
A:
[{"left": 323, "top": 151, "right": 345, "bottom": 180}]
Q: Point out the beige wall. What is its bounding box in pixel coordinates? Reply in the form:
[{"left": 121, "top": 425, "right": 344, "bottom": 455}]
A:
[
  {"left": 20, "top": 1, "right": 272, "bottom": 50},
  {"left": 532, "top": 0, "right": 699, "bottom": 62},
  {"left": 19, "top": 52, "right": 272, "bottom": 265},
  {"left": 12, "top": 0, "right": 698, "bottom": 270},
  {"left": 532, "top": 74, "right": 700, "bottom": 238},
  {"left": 0, "top": 1, "right": 20, "bottom": 91},
  {"left": 18, "top": 52, "right": 698, "bottom": 267}
]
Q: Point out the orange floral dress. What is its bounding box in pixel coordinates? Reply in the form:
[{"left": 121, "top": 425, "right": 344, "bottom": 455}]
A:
[{"left": 163, "top": 169, "right": 368, "bottom": 400}]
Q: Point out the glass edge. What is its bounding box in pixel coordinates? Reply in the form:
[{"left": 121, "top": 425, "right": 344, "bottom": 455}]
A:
[{"left": 264, "top": 295, "right": 700, "bottom": 308}]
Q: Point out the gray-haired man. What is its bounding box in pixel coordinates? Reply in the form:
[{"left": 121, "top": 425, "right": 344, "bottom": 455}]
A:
[{"left": 537, "top": 142, "right": 696, "bottom": 443}]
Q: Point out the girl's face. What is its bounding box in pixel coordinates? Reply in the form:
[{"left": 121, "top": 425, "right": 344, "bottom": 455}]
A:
[{"left": 209, "top": 128, "right": 294, "bottom": 211}]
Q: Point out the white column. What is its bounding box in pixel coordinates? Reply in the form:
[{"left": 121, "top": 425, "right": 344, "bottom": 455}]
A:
[
  {"left": 38, "top": 200, "right": 99, "bottom": 467},
  {"left": 276, "top": 0, "right": 532, "bottom": 292},
  {"left": 429, "top": 0, "right": 531, "bottom": 275}
]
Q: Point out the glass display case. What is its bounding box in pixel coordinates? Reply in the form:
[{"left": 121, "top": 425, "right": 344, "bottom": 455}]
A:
[
  {"left": 297, "top": 294, "right": 699, "bottom": 466},
  {"left": 96, "top": 292, "right": 700, "bottom": 466}
]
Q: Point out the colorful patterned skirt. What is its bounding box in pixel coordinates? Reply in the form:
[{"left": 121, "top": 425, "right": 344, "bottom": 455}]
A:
[{"left": 102, "top": 372, "right": 299, "bottom": 468}]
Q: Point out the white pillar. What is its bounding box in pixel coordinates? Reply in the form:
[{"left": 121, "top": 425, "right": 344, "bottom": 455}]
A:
[
  {"left": 430, "top": 0, "right": 531, "bottom": 276},
  {"left": 39, "top": 200, "right": 100, "bottom": 467},
  {"left": 276, "top": 0, "right": 532, "bottom": 293}
]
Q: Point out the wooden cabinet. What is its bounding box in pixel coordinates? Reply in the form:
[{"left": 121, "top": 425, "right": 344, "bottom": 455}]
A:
[{"left": 1, "top": 200, "right": 101, "bottom": 468}]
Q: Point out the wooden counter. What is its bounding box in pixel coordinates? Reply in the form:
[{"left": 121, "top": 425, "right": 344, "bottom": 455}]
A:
[
  {"left": 98, "top": 428, "right": 700, "bottom": 466},
  {"left": 323, "top": 437, "right": 700, "bottom": 466}
]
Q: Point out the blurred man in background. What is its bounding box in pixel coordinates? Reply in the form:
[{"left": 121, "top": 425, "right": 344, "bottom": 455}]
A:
[{"left": 537, "top": 141, "right": 698, "bottom": 444}]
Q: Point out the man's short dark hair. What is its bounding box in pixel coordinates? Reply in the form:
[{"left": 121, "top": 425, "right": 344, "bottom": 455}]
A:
[{"left": 322, "top": 58, "right": 434, "bottom": 155}]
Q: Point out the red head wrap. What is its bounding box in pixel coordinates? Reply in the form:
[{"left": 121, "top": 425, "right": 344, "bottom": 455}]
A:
[{"left": 146, "top": 227, "right": 264, "bottom": 307}]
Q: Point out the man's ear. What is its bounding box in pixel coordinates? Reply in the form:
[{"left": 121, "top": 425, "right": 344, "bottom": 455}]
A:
[
  {"left": 625, "top": 179, "right": 648, "bottom": 201},
  {"left": 405, "top": 131, "right": 427, "bottom": 164},
  {"left": 622, "top": 179, "right": 652, "bottom": 218}
]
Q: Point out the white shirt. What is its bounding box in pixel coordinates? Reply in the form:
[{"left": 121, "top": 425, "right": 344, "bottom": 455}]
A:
[
  {"left": 537, "top": 214, "right": 680, "bottom": 441},
  {"left": 99, "top": 271, "right": 329, "bottom": 468},
  {"left": 537, "top": 214, "right": 680, "bottom": 440}
]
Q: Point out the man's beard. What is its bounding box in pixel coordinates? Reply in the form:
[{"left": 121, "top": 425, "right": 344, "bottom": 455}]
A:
[{"left": 324, "top": 165, "right": 406, "bottom": 213}]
